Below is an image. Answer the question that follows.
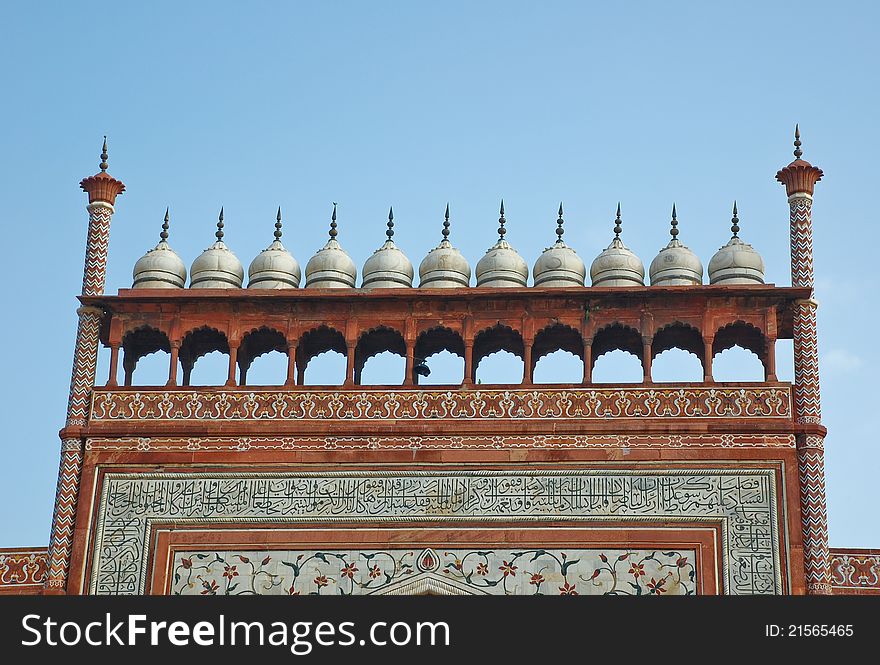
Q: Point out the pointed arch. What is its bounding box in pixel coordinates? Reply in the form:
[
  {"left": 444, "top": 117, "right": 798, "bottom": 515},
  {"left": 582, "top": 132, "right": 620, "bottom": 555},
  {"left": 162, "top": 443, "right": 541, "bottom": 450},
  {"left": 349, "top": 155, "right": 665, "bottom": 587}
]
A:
[{"left": 121, "top": 325, "right": 171, "bottom": 386}]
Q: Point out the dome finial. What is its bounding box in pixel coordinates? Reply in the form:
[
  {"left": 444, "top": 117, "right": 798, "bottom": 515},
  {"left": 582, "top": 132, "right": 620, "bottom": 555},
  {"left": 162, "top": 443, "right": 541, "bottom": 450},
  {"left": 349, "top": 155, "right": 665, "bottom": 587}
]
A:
[
  {"left": 442, "top": 203, "right": 450, "bottom": 241},
  {"left": 498, "top": 199, "right": 506, "bottom": 239},
  {"left": 387, "top": 206, "right": 394, "bottom": 240},
  {"left": 100, "top": 136, "right": 109, "bottom": 172},
  {"left": 216, "top": 207, "right": 224, "bottom": 241},
  {"left": 329, "top": 202, "right": 338, "bottom": 239},
  {"left": 670, "top": 203, "right": 679, "bottom": 239},
  {"left": 556, "top": 202, "right": 565, "bottom": 241},
  {"left": 160, "top": 207, "right": 170, "bottom": 242},
  {"left": 614, "top": 203, "right": 622, "bottom": 239},
  {"left": 794, "top": 124, "right": 803, "bottom": 159},
  {"left": 275, "top": 206, "right": 283, "bottom": 241},
  {"left": 731, "top": 201, "right": 740, "bottom": 238}
]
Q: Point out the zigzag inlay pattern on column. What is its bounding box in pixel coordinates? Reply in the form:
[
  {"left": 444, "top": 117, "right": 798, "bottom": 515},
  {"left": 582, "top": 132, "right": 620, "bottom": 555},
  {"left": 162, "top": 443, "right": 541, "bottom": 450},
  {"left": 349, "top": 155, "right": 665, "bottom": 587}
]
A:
[
  {"left": 65, "top": 310, "right": 103, "bottom": 427},
  {"left": 793, "top": 302, "right": 821, "bottom": 424},
  {"left": 799, "top": 438, "right": 831, "bottom": 593},
  {"left": 45, "top": 440, "right": 83, "bottom": 590},
  {"left": 790, "top": 195, "right": 814, "bottom": 289},
  {"left": 789, "top": 192, "right": 831, "bottom": 594},
  {"left": 82, "top": 204, "right": 113, "bottom": 297}
]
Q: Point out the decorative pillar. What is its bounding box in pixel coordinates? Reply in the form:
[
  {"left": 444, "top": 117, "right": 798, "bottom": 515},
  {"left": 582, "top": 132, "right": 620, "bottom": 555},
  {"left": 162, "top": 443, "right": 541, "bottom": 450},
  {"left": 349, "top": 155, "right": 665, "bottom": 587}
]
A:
[
  {"left": 463, "top": 342, "right": 474, "bottom": 385},
  {"left": 776, "top": 126, "right": 830, "bottom": 594},
  {"left": 46, "top": 139, "right": 124, "bottom": 593},
  {"left": 226, "top": 340, "right": 239, "bottom": 386},
  {"left": 642, "top": 337, "right": 653, "bottom": 383},
  {"left": 106, "top": 343, "right": 119, "bottom": 387},
  {"left": 345, "top": 341, "right": 356, "bottom": 386},
  {"left": 765, "top": 336, "right": 778, "bottom": 382},
  {"left": 582, "top": 339, "right": 592, "bottom": 384},
  {"left": 167, "top": 342, "right": 180, "bottom": 387},
  {"left": 703, "top": 335, "right": 714, "bottom": 383},
  {"left": 404, "top": 345, "right": 415, "bottom": 386},
  {"left": 522, "top": 337, "right": 533, "bottom": 384},
  {"left": 285, "top": 342, "right": 296, "bottom": 386}
]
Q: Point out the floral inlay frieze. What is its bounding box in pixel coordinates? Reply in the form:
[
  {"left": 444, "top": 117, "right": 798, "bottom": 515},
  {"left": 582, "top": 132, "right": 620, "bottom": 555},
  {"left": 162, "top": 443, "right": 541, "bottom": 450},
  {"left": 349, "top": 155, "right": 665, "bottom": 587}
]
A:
[
  {"left": 171, "top": 547, "right": 698, "bottom": 596},
  {"left": 90, "top": 386, "right": 791, "bottom": 422}
]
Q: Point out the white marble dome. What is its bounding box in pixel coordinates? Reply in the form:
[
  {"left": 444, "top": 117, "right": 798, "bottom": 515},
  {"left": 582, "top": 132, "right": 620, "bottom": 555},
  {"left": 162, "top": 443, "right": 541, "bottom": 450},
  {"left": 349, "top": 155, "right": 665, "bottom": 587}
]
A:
[
  {"left": 247, "top": 209, "right": 301, "bottom": 289},
  {"left": 649, "top": 206, "right": 703, "bottom": 286},
  {"left": 532, "top": 206, "right": 585, "bottom": 287},
  {"left": 708, "top": 204, "right": 765, "bottom": 285},
  {"left": 418, "top": 207, "right": 471, "bottom": 288},
  {"left": 475, "top": 203, "right": 528, "bottom": 288},
  {"left": 132, "top": 209, "right": 187, "bottom": 289},
  {"left": 361, "top": 209, "right": 414, "bottom": 289},
  {"left": 304, "top": 205, "right": 357, "bottom": 289},
  {"left": 190, "top": 209, "right": 244, "bottom": 289},
  {"left": 590, "top": 207, "right": 644, "bottom": 287}
]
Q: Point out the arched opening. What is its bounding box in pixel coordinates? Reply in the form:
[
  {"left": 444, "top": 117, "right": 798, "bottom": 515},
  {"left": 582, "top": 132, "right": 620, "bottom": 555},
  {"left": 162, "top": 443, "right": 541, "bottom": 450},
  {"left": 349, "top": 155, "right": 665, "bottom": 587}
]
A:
[
  {"left": 355, "top": 327, "right": 406, "bottom": 385},
  {"left": 179, "top": 326, "right": 230, "bottom": 386},
  {"left": 591, "top": 323, "right": 644, "bottom": 383},
  {"left": 414, "top": 327, "right": 465, "bottom": 385},
  {"left": 297, "top": 326, "right": 347, "bottom": 386},
  {"left": 121, "top": 326, "right": 171, "bottom": 386},
  {"left": 713, "top": 321, "right": 767, "bottom": 382},
  {"left": 473, "top": 324, "right": 524, "bottom": 385},
  {"left": 532, "top": 324, "right": 584, "bottom": 384},
  {"left": 651, "top": 323, "right": 704, "bottom": 382},
  {"left": 239, "top": 327, "right": 288, "bottom": 386}
]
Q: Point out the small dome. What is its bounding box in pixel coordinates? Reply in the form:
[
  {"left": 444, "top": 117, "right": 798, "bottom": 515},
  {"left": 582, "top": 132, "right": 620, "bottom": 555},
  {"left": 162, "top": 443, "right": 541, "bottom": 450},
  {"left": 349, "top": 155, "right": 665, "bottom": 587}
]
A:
[
  {"left": 418, "top": 205, "right": 471, "bottom": 288},
  {"left": 362, "top": 208, "right": 414, "bottom": 289},
  {"left": 304, "top": 204, "right": 357, "bottom": 289},
  {"left": 247, "top": 208, "right": 301, "bottom": 289},
  {"left": 649, "top": 205, "right": 703, "bottom": 286},
  {"left": 533, "top": 204, "right": 585, "bottom": 287},
  {"left": 190, "top": 209, "right": 244, "bottom": 289},
  {"left": 475, "top": 202, "right": 529, "bottom": 287},
  {"left": 708, "top": 203, "right": 765, "bottom": 285},
  {"left": 590, "top": 205, "right": 645, "bottom": 287},
  {"left": 132, "top": 209, "right": 187, "bottom": 289}
]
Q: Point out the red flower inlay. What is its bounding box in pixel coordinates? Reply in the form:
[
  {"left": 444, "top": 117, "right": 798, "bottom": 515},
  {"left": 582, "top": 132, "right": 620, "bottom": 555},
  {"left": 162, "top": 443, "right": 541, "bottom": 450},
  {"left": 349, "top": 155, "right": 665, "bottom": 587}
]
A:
[
  {"left": 314, "top": 575, "right": 329, "bottom": 588},
  {"left": 476, "top": 563, "right": 489, "bottom": 576},
  {"left": 629, "top": 562, "right": 645, "bottom": 579},
  {"left": 647, "top": 577, "right": 667, "bottom": 595},
  {"left": 181, "top": 558, "right": 192, "bottom": 570},
  {"left": 201, "top": 579, "right": 219, "bottom": 595},
  {"left": 529, "top": 573, "right": 544, "bottom": 586},
  {"left": 676, "top": 556, "right": 688, "bottom": 568},
  {"left": 499, "top": 561, "right": 518, "bottom": 577},
  {"left": 369, "top": 564, "right": 382, "bottom": 579},
  {"left": 341, "top": 563, "right": 359, "bottom": 579},
  {"left": 559, "top": 581, "right": 579, "bottom": 595},
  {"left": 223, "top": 565, "right": 239, "bottom": 580}
]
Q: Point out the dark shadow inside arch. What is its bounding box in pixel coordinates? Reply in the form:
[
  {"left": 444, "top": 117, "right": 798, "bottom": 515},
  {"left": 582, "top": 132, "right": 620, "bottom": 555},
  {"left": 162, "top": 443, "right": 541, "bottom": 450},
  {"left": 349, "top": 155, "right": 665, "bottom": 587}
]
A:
[
  {"left": 713, "top": 321, "right": 767, "bottom": 382},
  {"left": 121, "top": 326, "right": 171, "bottom": 386},
  {"left": 651, "top": 322, "right": 704, "bottom": 382},
  {"left": 473, "top": 324, "right": 524, "bottom": 384},
  {"left": 414, "top": 327, "right": 465, "bottom": 385},
  {"left": 356, "top": 327, "right": 406, "bottom": 385},
  {"left": 532, "top": 324, "right": 584, "bottom": 384},
  {"left": 297, "top": 326, "right": 347, "bottom": 386},
  {"left": 239, "top": 327, "right": 288, "bottom": 386},
  {"left": 179, "top": 326, "right": 230, "bottom": 386}
]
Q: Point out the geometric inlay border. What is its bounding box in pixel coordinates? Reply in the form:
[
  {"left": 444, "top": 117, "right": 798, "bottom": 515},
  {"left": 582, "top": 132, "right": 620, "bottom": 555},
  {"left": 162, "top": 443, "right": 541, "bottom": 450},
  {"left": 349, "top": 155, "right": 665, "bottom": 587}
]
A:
[{"left": 89, "top": 469, "right": 782, "bottom": 595}]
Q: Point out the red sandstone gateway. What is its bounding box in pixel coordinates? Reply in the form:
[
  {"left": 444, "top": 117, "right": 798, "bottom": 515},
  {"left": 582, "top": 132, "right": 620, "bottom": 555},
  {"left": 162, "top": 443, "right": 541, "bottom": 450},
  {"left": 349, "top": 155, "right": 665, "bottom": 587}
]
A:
[{"left": 2, "top": 130, "right": 875, "bottom": 596}]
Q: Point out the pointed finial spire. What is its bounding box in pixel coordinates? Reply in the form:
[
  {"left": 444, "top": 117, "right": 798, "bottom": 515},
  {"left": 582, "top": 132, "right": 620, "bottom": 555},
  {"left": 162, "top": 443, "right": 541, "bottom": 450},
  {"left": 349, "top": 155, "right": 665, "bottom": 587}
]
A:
[
  {"left": 614, "top": 203, "right": 622, "bottom": 239},
  {"left": 556, "top": 202, "right": 565, "bottom": 241},
  {"left": 274, "top": 206, "right": 283, "bottom": 241},
  {"left": 498, "top": 199, "right": 506, "bottom": 239},
  {"left": 793, "top": 124, "right": 803, "bottom": 159},
  {"left": 99, "top": 136, "right": 108, "bottom": 172},
  {"left": 216, "top": 207, "right": 225, "bottom": 241},
  {"left": 329, "top": 202, "right": 338, "bottom": 239},
  {"left": 442, "top": 203, "right": 450, "bottom": 241},
  {"left": 731, "top": 201, "right": 740, "bottom": 238},
  {"left": 160, "top": 207, "right": 170, "bottom": 242},
  {"left": 386, "top": 206, "right": 395, "bottom": 240},
  {"left": 670, "top": 203, "right": 679, "bottom": 239}
]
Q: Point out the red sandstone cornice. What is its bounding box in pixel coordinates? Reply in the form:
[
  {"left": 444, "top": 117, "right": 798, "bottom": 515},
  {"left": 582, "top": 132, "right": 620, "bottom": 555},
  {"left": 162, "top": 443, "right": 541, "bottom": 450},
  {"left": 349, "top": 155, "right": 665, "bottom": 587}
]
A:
[
  {"left": 775, "top": 158, "right": 823, "bottom": 196},
  {"left": 79, "top": 170, "right": 126, "bottom": 205}
]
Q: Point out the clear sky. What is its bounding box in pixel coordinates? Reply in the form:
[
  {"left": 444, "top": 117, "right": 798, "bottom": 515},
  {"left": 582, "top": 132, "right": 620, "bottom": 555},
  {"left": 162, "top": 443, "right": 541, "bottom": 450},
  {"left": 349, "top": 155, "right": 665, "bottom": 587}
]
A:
[{"left": 0, "top": 1, "right": 877, "bottom": 547}]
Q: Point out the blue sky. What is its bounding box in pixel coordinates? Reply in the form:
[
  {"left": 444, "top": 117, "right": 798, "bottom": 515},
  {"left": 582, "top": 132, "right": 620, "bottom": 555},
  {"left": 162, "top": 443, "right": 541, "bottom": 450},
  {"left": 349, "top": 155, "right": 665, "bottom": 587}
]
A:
[{"left": 0, "top": 1, "right": 877, "bottom": 547}]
